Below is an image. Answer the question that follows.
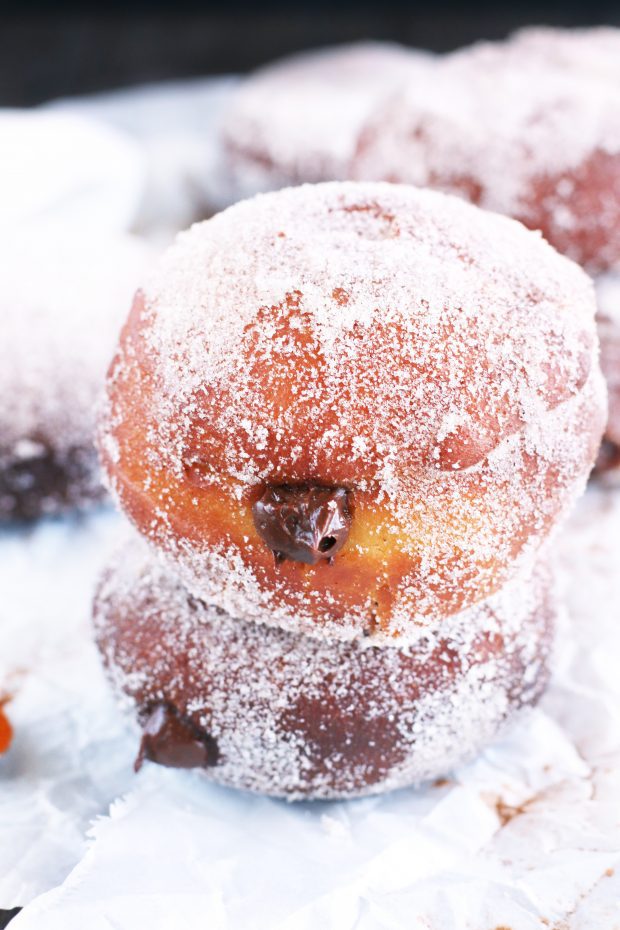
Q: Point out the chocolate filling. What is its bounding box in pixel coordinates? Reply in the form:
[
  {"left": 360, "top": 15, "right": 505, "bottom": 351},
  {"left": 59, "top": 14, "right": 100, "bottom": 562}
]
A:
[
  {"left": 252, "top": 485, "right": 351, "bottom": 565},
  {"left": 135, "top": 704, "right": 219, "bottom": 772}
]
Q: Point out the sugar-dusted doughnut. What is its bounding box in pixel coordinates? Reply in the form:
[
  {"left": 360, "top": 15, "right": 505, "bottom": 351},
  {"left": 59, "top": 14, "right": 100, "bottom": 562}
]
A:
[
  {"left": 0, "top": 230, "right": 152, "bottom": 520},
  {"left": 94, "top": 539, "right": 555, "bottom": 799},
  {"left": 221, "top": 42, "right": 432, "bottom": 200},
  {"left": 99, "top": 182, "right": 604, "bottom": 641},
  {"left": 352, "top": 44, "right": 620, "bottom": 272}
]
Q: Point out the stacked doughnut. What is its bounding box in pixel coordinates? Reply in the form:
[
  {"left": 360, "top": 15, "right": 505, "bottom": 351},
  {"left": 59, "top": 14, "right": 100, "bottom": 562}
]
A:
[{"left": 94, "top": 182, "right": 605, "bottom": 799}]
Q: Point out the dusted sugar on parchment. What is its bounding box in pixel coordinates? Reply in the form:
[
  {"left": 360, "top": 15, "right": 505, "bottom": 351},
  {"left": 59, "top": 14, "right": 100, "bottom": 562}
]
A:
[{"left": 0, "top": 110, "right": 145, "bottom": 233}]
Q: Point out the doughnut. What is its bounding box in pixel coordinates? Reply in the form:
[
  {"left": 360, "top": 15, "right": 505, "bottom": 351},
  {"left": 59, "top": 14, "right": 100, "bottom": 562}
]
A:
[
  {"left": 93, "top": 539, "right": 555, "bottom": 800},
  {"left": 0, "top": 110, "right": 144, "bottom": 234},
  {"left": 0, "top": 229, "right": 152, "bottom": 520},
  {"left": 593, "top": 274, "right": 620, "bottom": 473},
  {"left": 221, "top": 42, "right": 432, "bottom": 200},
  {"left": 99, "top": 182, "right": 605, "bottom": 641},
  {"left": 351, "top": 44, "right": 620, "bottom": 272}
]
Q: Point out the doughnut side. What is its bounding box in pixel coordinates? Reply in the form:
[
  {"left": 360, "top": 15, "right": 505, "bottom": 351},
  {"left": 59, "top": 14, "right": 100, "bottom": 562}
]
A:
[
  {"left": 101, "top": 355, "right": 603, "bottom": 641},
  {"left": 93, "top": 539, "right": 556, "bottom": 800}
]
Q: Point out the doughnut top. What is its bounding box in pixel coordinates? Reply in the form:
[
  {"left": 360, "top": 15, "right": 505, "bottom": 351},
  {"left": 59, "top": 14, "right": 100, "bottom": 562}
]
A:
[
  {"left": 221, "top": 42, "right": 431, "bottom": 193},
  {"left": 118, "top": 181, "right": 595, "bottom": 497}
]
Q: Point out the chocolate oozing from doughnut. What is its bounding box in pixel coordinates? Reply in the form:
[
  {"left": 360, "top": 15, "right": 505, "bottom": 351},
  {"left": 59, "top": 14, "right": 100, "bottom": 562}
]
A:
[
  {"left": 252, "top": 485, "right": 352, "bottom": 564},
  {"left": 134, "top": 703, "right": 219, "bottom": 772}
]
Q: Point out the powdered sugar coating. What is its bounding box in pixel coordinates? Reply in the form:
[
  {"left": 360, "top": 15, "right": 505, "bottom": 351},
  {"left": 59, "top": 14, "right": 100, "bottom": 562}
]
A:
[
  {"left": 0, "top": 229, "right": 152, "bottom": 519},
  {"left": 352, "top": 45, "right": 620, "bottom": 271},
  {"left": 509, "top": 26, "right": 620, "bottom": 84},
  {"left": 94, "top": 538, "right": 555, "bottom": 800},
  {"left": 221, "top": 42, "right": 432, "bottom": 199},
  {"left": 100, "top": 182, "right": 605, "bottom": 640}
]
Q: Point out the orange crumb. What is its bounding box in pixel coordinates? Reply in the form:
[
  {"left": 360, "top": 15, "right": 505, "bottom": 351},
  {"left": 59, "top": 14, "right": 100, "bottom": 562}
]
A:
[{"left": 0, "top": 706, "right": 12, "bottom": 754}]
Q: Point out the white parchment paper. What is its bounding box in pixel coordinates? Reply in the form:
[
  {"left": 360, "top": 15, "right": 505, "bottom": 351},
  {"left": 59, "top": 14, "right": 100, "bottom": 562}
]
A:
[{"left": 1, "top": 488, "right": 619, "bottom": 930}]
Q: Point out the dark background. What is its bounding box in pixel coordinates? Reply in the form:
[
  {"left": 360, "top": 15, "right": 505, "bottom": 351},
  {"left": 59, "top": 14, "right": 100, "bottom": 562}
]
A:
[{"left": 2, "top": 0, "right": 620, "bottom": 105}]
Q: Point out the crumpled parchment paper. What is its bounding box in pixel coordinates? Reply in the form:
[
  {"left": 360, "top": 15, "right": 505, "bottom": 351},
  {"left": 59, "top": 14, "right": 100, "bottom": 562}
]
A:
[{"left": 1, "top": 488, "right": 619, "bottom": 930}]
